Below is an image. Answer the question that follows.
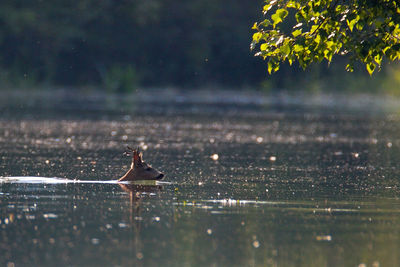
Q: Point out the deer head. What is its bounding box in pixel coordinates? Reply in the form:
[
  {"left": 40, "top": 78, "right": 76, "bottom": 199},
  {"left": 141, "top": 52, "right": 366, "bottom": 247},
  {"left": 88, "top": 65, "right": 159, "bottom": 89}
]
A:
[{"left": 118, "top": 147, "right": 164, "bottom": 182}]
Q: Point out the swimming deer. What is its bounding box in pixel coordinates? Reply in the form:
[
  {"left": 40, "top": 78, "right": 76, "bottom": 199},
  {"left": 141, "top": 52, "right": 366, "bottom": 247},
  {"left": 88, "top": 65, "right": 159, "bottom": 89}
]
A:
[{"left": 118, "top": 147, "right": 164, "bottom": 182}]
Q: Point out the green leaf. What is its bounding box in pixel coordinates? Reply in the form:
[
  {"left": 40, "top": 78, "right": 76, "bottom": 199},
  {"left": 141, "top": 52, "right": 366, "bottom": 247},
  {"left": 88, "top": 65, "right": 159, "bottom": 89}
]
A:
[
  {"left": 314, "top": 35, "right": 321, "bottom": 44},
  {"left": 346, "top": 15, "right": 359, "bottom": 32},
  {"left": 252, "top": 32, "right": 263, "bottom": 42},
  {"left": 271, "top": 9, "right": 288, "bottom": 27},
  {"left": 292, "top": 29, "right": 302, "bottom": 37},
  {"left": 295, "top": 11, "right": 305, "bottom": 23},
  {"left": 355, "top": 22, "right": 364, "bottom": 31},
  {"left": 263, "top": 1, "right": 277, "bottom": 14},
  {"left": 374, "top": 54, "right": 382, "bottom": 65},
  {"left": 345, "top": 63, "right": 354, "bottom": 72},
  {"left": 260, "top": 43, "right": 268, "bottom": 51},
  {"left": 324, "top": 49, "right": 332, "bottom": 61},
  {"left": 366, "top": 62, "right": 376, "bottom": 75},
  {"left": 310, "top": 24, "right": 319, "bottom": 33},
  {"left": 261, "top": 19, "right": 272, "bottom": 27},
  {"left": 286, "top": 1, "right": 299, "bottom": 9},
  {"left": 326, "top": 41, "right": 335, "bottom": 50},
  {"left": 263, "top": 4, "right": 272, "bottom": 13},
  {"left": 267, "top": 61, "right": 273, "bottom": 74},
  {"left": 293, "top": 44, "right": 303, "bottom": 52},
  {"left": 281, "top": 43, "right": 291, "bottom": 56},
  {"left": 267, "top": 58, "right": 280, "bottom": 74}
]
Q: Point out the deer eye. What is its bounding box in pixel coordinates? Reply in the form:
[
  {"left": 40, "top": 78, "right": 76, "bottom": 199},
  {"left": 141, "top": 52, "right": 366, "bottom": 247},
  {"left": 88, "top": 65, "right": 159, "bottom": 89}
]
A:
[{"left": 146, "top": 167, "right": 152, "bottom": 171}]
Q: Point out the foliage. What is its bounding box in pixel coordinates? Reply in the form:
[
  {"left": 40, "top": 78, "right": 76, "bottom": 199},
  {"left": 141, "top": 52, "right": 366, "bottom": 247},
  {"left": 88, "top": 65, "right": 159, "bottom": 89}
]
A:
[
  {"left": 0, "top": 0, "right": 264, "bottom": 89},
  {"left": 102, "top": 65, "right": 139, "bottom": 93},
  {"left": 251, "top": 0, "right": 400, "bottom": 75}
]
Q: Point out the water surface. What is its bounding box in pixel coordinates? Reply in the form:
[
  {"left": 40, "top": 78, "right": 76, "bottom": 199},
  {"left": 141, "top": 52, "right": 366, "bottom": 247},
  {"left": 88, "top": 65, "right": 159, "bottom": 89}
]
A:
[{"left": 1, "top": 90, "right": 400, "bottom": 266}]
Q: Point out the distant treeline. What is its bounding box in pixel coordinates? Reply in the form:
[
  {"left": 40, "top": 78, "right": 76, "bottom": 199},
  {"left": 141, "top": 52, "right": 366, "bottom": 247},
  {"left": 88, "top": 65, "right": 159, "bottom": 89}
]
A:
[
  {"left": 0, "top": 1, "right": 398, "bottom": 93},
  {"left": 0, "top": 0, "right": 268, "bottom": 91}
]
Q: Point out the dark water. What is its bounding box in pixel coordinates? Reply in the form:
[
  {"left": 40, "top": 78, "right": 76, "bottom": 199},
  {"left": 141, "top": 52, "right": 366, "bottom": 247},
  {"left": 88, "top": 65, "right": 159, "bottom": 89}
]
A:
[{"left": 1, "top": 90, "right": 400, "bottom": 266}]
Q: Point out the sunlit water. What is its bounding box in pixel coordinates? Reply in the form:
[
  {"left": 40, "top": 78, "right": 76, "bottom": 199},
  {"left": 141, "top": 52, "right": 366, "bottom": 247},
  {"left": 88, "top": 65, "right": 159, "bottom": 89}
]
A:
[{"left": 1, "top": 90, "right": 400, "bottom": 266}]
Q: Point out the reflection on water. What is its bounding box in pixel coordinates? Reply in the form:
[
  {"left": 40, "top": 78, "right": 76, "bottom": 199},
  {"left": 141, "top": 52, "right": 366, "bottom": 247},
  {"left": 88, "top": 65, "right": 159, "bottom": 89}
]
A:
[
  {"left": 1, "top": 91, "right": 400, "bottom": 266},
  {"left": 0, "top": 176, "right": 117, "bottom": 184}
]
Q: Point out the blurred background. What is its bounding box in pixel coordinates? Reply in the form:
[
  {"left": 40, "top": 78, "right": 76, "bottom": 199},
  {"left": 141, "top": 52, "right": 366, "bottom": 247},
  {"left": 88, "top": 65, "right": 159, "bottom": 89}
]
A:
[{"left": 1, "top": 0, "right": 400, "bottom": 94}]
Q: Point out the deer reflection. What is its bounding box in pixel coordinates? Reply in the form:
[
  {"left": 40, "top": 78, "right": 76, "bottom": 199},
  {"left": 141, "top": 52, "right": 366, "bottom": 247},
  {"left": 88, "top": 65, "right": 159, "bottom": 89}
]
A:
[
  {"left": 119, "top": 183, "right": 162, "bottom": 263},
  {"left": 119, "top": 183, "right": 162, "bottom": 206}
]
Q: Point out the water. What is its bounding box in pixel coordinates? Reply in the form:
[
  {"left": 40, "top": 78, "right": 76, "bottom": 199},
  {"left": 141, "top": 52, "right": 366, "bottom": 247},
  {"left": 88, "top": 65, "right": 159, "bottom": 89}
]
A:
[{"left": 1, "top": 90, "right": 400, "bottom": 266}]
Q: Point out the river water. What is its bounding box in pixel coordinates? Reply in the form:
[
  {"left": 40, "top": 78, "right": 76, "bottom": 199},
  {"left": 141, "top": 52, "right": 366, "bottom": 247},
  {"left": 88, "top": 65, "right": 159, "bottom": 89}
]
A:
[{"left": 1, "top": 90, "right": 400, "bottom": 266}]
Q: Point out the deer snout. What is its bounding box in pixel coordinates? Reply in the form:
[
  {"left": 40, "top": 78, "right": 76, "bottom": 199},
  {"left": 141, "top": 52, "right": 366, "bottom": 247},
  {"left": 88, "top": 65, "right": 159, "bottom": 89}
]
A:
[{"left": 156, "top": 173, "right": 164, "bottom": 180}]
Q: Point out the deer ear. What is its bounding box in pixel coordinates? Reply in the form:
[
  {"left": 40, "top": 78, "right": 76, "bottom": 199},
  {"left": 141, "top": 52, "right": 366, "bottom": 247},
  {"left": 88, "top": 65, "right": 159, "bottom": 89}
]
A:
[{"left": 133, "top": 149, "right": 143, "bottom": 167}]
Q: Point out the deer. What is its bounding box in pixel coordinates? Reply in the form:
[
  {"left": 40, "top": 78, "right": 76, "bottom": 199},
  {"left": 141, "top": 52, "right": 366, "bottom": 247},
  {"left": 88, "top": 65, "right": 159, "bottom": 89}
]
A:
[{"left": 118, "top": 146, "right": 164, "bottom": 182}]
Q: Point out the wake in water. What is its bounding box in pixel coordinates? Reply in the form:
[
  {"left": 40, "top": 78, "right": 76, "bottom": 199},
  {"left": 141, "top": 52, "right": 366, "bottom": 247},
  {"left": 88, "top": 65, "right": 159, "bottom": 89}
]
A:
[{"left": 0, "top": 176, "right": 171, "bottom": 185}]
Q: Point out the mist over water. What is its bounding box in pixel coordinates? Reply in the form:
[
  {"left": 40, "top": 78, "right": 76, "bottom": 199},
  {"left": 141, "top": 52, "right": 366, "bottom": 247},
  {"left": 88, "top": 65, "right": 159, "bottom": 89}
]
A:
[{"left": 1, "top": 91, "right": 400, "bottom": 266}]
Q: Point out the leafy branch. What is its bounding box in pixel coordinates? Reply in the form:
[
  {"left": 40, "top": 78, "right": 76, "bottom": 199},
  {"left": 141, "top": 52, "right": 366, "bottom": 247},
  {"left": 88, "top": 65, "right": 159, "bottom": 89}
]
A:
[{"left": 251, "top": 0, "right": 400, "bottom": 75}]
